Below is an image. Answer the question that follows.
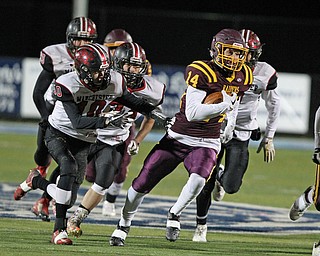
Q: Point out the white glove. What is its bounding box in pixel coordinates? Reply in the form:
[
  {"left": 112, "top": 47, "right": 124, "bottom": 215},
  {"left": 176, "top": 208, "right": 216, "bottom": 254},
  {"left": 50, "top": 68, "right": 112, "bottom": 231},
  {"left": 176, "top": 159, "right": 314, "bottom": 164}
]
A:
[
  {"left": 221, "top": 91, "right": 237, "bottom": 111},
  {"left": 101, "top": 110, "right": 134, "bottom": 128},
  {"left": 220, "top": 122, "right": 234, "bottom": 144},
  {"left": 127, "top": 140, "right": 139, "bottom": 155},
  {"left": 257, "top": 137, "right": 275, "bottom": 163},
  {"left": 313, "top": 148, "right": 320, "bottom": 164}
]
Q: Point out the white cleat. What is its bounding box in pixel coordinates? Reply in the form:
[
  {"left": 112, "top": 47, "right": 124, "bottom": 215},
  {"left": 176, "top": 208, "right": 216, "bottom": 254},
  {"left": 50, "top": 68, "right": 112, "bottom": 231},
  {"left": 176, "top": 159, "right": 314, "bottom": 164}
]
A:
[
  {"left": 102, "top": 201, "right": 116, "bottom": 216},
  {"left": 192, "top": 224, "right": 207, "bottom": 242},
  {"left": 313, "top": 241, "right": 320, "bottom": 256},
  {"left": 212, "top": 180, "right": 225, "bottom": 201},
  {"left": 289, "top": 186, "right": 313, "bottom": 221}
]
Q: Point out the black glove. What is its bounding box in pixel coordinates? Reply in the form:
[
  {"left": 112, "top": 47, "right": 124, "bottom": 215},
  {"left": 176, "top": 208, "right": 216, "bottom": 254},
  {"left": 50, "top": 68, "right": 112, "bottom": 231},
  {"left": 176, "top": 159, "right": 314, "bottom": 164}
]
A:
[
  {"left": 250, "top": 128, "right": 261, "bottom": 141},
  {"left": 313, "top": 148, "right": 320, "bottom": 164}
]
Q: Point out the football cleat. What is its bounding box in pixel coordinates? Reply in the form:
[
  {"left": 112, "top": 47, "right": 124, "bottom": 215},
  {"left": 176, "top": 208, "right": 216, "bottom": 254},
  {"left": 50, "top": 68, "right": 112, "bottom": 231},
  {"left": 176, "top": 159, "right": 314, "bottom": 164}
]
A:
[
  {"left": 212, "top": 165, "right": 225, "bottom": 201},
  {"left": 166, "top": 210, "right": 180, "bottom": 242},
  {"left": 13, "top": 168, "right": 40, "bottom": 200},
  {"left": 313, "top": 241, "right": 320, "bottom": 256},
  {"left": 192, "top": 224, "right": 207, "bottom": 242},
  {"left": 289, "top": 186, "right": 313, "bottom": 221},
  {"left": 102, "top": 201, "right": 116, "bottom": 216},
  {"left": 31, "top": 197, "right": 50, "bottom": 222},
  {"left": 51, "top": 230, "right": 73, "bottom": 245},
  {"left": 67, "top": 207, "right": 89, "bottom": 238},
  {"left": 109, "top": 224, "right": 130, "bottom": 246}
]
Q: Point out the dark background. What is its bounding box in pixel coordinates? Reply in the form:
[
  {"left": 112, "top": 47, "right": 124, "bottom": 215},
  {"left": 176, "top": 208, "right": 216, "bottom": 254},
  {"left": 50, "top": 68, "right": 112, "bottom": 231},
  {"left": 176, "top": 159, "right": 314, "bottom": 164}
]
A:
[
  {"left": 1, "top": 0, "right": 320, "bottom": 74},
  {"left": 1, "top": 0, "right": 320, "bottom": 133}
]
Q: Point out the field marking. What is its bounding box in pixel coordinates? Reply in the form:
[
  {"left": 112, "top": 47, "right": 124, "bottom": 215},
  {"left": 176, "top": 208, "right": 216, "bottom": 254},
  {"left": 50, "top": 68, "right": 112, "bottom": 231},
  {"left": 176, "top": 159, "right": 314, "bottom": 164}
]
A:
[{"left": 1, "top": 183, "right": 320, "bottom": 234}]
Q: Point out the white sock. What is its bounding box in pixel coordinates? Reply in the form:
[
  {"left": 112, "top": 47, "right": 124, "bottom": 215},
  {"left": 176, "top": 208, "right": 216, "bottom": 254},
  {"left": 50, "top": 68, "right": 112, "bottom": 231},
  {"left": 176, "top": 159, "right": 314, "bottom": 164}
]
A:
[
  {"left": 170, "top": 173, "right": 205, "bottom": 216},
  {"left": 119, "top": 186, "right": 146, "bottom": 227},
  {"left": 307, "top": 187, "right": 315, "bottom": 203},
  {"left": 107, "top": 182, "right": 124, "bottom": 196}
]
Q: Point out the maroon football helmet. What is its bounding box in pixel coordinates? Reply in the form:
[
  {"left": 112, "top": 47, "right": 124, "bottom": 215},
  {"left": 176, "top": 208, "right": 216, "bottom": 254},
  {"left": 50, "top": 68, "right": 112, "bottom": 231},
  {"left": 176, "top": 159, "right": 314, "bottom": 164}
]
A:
[
  {"left": 239, "top": 29, "right": 263, "bottom": 68},
  {"left": 113, "top": 42, "right": 147, "bottom": 89},
  {"left": 66, "top": 17, "right": 98, "bottom": 54},
  {"left": 103, "top": 29, "right": 133, "bottom": 49},
  {"left": 210, "top": 28, "right": 248, "bottom": 72},
  {"left": 74, "top": 43, "right": 111, "bottom": 91}
]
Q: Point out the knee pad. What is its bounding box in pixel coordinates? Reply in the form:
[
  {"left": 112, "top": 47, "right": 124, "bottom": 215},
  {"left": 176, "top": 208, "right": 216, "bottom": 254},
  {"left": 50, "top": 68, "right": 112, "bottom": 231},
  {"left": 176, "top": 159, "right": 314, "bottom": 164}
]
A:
[
  {"left": 55, "top": 187, "right": 72, "bottom": 205},
  {"left": 92, "top": 183, "right": 108, "bottom": 195}
]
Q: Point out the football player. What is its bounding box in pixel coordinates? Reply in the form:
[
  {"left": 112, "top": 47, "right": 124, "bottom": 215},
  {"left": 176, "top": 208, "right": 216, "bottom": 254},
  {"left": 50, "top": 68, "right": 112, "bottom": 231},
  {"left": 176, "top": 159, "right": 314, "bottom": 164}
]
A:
[
  {"left": 13, "top": 43, "right": 159, "bottom": 245},
  {"left": 85, "top": 29, "right": 153, "bottom": 216},
  {"left": 66, "top": 42, "right": 166, "bottom": 238},
  {"left": 288, "top": 105, "right": 320, "bottom": 255},
  {"left": 13, "top": 17, "right": 98, "bottom": 222},
  {"left": 109, "top": 28, "right": 253, "bottom": 246},
  {"left": 193, "top": 29, "right": 280, "bottom": 242}
]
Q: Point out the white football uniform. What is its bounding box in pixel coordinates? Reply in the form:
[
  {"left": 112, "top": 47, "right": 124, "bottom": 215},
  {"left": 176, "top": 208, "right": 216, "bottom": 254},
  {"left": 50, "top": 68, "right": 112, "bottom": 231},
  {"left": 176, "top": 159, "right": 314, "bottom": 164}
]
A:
[
  {"left": 49, "top": 70, "right": 126, "bottom": 143},
  {"left": 234, "top": 61, "right": 281, "bottom": 141},
  {"left": 40, "top": 43, "right": 74, "bottom": 105},
  {"left": 96, "top": 75, "right": 166, "bottom": 145}
]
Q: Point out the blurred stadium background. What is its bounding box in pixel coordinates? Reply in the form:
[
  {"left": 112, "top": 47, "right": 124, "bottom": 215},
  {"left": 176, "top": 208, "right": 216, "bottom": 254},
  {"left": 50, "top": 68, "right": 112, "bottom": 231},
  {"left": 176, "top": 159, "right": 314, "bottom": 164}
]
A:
[{"left": 0, "top": 0, "right": 320, "bottom": 137}]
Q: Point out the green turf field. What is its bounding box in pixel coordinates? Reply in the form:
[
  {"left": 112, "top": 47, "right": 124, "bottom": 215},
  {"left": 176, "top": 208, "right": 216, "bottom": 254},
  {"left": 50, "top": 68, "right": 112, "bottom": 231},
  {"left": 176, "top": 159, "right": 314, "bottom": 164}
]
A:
[{"left": 0, "top": 132, "right": 319, "bottom": 255}]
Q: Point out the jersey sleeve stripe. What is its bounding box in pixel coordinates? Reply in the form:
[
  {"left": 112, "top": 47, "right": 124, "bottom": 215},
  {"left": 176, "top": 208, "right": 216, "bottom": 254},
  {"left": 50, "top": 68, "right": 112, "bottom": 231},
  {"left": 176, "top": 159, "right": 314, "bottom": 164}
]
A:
[
  {"left": 188, "top": 63, "right": 214, "bottom": 83},
  {"left": 192, "top": 61, "right": 218, "bottom": 83},
  {"left": 243, "top": 64, "right": 253, "bottom": 85}
]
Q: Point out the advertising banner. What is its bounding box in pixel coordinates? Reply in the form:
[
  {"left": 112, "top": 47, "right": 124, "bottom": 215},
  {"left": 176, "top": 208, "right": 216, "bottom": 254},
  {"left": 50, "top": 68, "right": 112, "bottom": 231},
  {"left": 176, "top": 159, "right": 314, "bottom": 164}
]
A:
[{"left": 0, "top": 57, "right": 22, "bottom": 117}]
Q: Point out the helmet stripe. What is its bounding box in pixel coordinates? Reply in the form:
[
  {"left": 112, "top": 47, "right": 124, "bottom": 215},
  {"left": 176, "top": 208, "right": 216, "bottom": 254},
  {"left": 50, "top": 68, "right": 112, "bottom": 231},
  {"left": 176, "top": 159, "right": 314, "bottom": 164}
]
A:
[{"left": 89, "top": 44, "right": 109, "bottom": 66}]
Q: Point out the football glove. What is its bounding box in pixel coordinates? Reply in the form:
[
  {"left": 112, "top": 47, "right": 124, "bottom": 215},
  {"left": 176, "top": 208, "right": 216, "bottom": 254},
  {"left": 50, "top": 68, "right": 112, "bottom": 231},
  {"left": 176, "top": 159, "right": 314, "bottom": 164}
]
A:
[
  {"left": 165, "top": 117, "right": 175, "bottom": 130},
  {"left": 127, "top": 140, "right": 140, "bottom": 155},
  {"left": 101, "top": 110, "right": 134, "bottom": 128},
  {"left": 220, "top": 123, "right": 234, "bottom": 144},
  {"left": 312, "top": 148, "right": 320, "bottom": 164},
  {"left": 221, "top": 90, "right": 237, "bottom": 111},
  {"left": 257, "top": 137, "right": 275, "bottom": 163}
]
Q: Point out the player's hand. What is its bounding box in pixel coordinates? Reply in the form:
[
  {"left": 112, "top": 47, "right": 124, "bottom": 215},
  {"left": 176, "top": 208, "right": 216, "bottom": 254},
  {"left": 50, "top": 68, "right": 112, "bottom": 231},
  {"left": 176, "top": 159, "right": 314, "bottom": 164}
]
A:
[
  {"left": 221, "top": 91, "right": 237, "bottom": 111},
  {"left": 165, "top": 117, "right": 175, "bottom": 130},
  {"left": 102, "top": 110, "right": 134, "bottom": 128},
  {"left": 127, "top": 140, "right": 139, "bottom": 155},
  {"left": 220, "top": 123, "right": 234, "bottom": 144},
  {"left": 257, "top": 137, "right": 275, "bottom": 163},
  {"left": 312, "top": 148, "right": 320, "bottom": 164}
]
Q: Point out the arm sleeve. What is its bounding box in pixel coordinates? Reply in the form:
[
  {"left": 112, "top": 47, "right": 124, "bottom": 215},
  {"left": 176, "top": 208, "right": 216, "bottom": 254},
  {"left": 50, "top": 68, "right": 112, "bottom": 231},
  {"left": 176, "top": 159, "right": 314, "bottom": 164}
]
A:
[
  {"left": 62, "top": 101, "right": 107, "bottom": 129},
  {"left": 115, "top": 89, "right": 156, "bottom": 114},
  {"left": 314, "top": 106, "right": 320, "bottom": 148},
  {"left": 185, "top": 86, "right": 229, "bottom": 121},
  {"left": 32, "top": 69, "right": 56, "bottom": 119},
  {"left": 261, "top": 88, "right": 281, "bottom": 138}
]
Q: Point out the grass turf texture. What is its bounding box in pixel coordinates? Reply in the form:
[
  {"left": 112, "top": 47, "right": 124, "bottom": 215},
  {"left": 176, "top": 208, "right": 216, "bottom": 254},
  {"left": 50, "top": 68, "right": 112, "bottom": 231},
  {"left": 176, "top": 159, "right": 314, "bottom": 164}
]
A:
[
  {"left": 0, "top": 132, "right": 319, "bottom": 255},
  {"left": 0, "top": 218, "right": 318, "bottom": 256}
]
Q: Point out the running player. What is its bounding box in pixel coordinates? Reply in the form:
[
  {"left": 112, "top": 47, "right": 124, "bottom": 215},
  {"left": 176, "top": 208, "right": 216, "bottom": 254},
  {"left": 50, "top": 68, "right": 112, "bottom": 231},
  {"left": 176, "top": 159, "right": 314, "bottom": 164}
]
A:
[
  {"left": 109, "top": 28, "right": 253, "bottom": 246},
  {"left": 193, "top": 29, "right": 280, "bottom": 242}
]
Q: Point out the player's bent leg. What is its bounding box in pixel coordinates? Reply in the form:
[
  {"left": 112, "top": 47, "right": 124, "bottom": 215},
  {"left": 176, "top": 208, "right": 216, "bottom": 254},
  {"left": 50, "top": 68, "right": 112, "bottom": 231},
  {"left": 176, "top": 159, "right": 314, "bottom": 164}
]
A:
[
  {"left": 14, "top": 169, "right": 40, "bottom": 200},
  {"left": 289, "top": 186, "right": 313, "bottom": 221}
]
